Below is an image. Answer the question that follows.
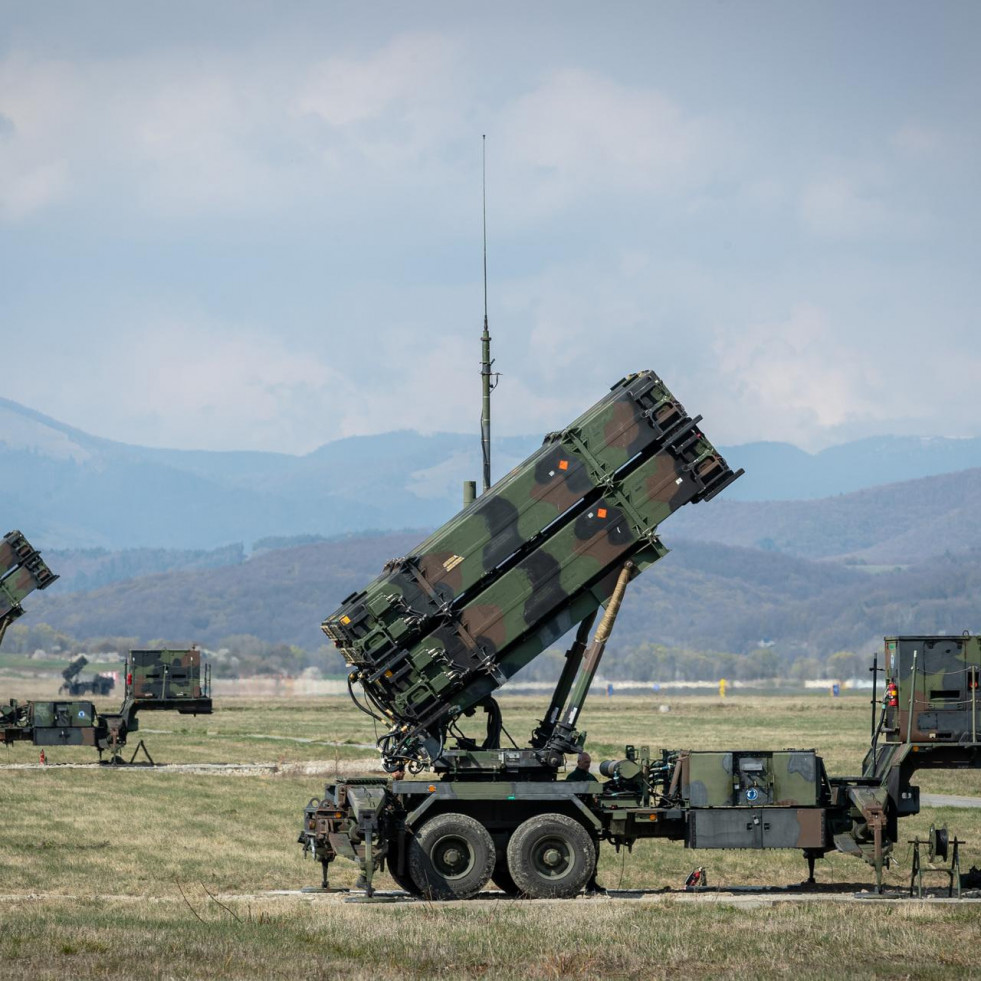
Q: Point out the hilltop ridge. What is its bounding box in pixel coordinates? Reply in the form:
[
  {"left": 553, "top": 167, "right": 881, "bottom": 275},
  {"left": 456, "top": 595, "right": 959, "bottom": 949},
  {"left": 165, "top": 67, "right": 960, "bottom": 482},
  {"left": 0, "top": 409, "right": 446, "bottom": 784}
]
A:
[{"left": 5, "top": 396, "right": 981, "bottom": 550}]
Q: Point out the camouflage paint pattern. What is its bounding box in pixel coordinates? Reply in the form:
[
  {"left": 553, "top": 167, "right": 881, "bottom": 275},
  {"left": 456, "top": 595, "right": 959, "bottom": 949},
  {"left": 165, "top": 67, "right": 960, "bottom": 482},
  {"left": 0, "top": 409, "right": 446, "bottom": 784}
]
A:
[
  {"left": 684, "top": 750, "right": 819, "bottom": 807},
  {"left": 1, "top": 699, "right": 97, "bottom": 747},
  {"left": 0, "top": 530, "right": 58, "bottom": 641},
  {"left": 688, "top": 806, "right": 824, "bottom": 849},
  {"left": 884, "top": 635, "right": 981, "bottom": 744},
  {"left": 31, "top": 700, "right": 95, "bottom": 729},
  {"left": 324, "top": 372, "right": 689, "bottom": 652},
  {"left": 29, "top": 700, "right": 99, "bottom": 746},
  {"left": 322, "top": 372, "right": 733, "bottom": 661},
  {"left": 125, "top": 648, "right": 208, "bottom": 701},
  {"left": 322, "top": 371, "right": 740, "bottom": 750}
]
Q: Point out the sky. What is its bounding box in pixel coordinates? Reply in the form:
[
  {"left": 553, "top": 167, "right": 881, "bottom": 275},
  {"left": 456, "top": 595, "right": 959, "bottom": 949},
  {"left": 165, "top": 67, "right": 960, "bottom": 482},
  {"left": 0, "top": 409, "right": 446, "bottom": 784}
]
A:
[{"left": 1, "top": 1, "right": 979, "bottom": 455}]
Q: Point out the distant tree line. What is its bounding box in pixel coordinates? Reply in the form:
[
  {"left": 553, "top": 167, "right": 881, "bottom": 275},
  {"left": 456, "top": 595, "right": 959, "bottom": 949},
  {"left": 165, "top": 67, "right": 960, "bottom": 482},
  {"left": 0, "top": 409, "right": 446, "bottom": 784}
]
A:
[
  {"left": 0, "top": 622, "right": 347, "bottom": 678},
  {"left": 513, "top": 642, "right": 870, "bottom": 685},
  {"left": 4, "top": 620, "right": 873, "bottom": 682}
]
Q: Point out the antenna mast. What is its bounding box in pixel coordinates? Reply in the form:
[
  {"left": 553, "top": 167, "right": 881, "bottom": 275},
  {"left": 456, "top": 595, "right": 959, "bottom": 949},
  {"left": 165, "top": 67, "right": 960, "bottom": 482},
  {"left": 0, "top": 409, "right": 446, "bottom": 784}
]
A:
[{"left": 480, "top": 134, "right": 496, "bottom": 494}]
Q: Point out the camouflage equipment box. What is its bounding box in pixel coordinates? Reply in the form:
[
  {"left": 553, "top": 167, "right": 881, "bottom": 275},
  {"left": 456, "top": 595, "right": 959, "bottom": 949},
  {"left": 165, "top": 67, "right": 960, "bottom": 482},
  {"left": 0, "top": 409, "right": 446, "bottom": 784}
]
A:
[
  {"left": 688, "top": 806, "right": 825, "bottom": 850},
  {"left": 29, "top": 700, "right": 97, "bottom": 746},
  {"left": 884, "top": 634, "right": 981, "bottom": 744},
  {"left": 323, "top": 371, "right": 741, "bottom": 749},
  {"left": 125, "top": 648, "right": 209, "bottom": 704},
  {"left": 32, "top": 700, "right": 95, "bottom": 728},
  {"left": 683, "top": 750, "right": 820, "bottom": 807}
]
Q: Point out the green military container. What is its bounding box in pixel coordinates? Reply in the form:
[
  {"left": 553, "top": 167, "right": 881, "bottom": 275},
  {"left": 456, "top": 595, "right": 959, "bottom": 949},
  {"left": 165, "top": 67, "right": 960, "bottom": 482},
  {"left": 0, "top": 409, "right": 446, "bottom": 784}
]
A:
[
  {"left": 683, "top": 750, "right": 825, "bottom": 851},
  {"left": 684, "top": 750, "right": 820, "bottom": 807},
  {"left": 30, "top": 700, "right": 97, "bottom": 746},
  {"left": 126, "top": 648, "right": 207, "bottom": 701},
  {"left": 884, "top": 634, "right": 981, "bottom": 744}
]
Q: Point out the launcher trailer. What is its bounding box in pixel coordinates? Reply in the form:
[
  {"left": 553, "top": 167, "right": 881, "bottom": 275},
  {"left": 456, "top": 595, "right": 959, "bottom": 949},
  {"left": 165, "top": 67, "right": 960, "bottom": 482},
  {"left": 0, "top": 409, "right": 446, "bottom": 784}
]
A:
[{"left": 299, "top": 372, "right": 981, "bottom": 899}]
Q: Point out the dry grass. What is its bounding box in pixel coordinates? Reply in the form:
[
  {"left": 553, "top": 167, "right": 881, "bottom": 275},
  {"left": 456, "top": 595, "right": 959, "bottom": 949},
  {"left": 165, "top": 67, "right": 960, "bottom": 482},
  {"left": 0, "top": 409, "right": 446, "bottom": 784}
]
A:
[
  {"left": 3, "top": 692, "right": 981, "bottom": 979},
  {"left": 2, "top": 896, "right": 981, "bottom": 980}
]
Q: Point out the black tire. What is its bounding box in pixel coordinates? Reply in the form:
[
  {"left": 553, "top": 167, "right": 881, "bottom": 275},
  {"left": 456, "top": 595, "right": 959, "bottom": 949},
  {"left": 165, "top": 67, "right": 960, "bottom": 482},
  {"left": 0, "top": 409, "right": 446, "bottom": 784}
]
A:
[
  {"left": 506, "top": 813, "right": 596, "bottom": 899},
  {"left": 408, "top": 812, "right": 495, "bottom": 900},
  {"left": 386, "top": 838, "right": 422, "bottom": 895},
  {"left": 491, "top": 855, "right": 520, "bottom": 896}
]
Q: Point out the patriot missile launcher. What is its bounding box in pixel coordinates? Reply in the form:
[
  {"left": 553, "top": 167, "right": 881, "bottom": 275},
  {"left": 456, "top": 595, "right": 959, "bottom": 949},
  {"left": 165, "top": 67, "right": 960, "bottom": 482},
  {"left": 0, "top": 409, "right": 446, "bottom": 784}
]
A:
[
  {"left": 300, "top": 626, "right": 981, "bottom": 899},
  {"left": 60, "top": 655, "right": 116, "bottom": 697},
  {"left": 323, "top": 370, "right": 741, "bottom": 770},
  {"left": 299, "top": 369, "right": 981, "bottom": 899}
]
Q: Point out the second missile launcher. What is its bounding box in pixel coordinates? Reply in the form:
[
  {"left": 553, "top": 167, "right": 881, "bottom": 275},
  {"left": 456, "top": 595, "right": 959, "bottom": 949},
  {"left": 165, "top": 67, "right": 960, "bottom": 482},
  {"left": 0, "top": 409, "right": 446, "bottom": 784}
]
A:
[
  {"left": 323, "top": 371, "right": 741, "bottom": 766},
  {"left": 0, "top": 530, "right": 58, "bottom": 646}
]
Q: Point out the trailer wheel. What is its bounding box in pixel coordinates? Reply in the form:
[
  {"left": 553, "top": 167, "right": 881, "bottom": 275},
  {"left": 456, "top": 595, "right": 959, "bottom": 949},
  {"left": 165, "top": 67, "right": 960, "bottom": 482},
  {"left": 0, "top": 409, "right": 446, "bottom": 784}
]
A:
[
  {"left": 506, "top": 814, "right": 595, "bottom": 899},
  {"left": 408, "top": 812, "right": 495, "bottom": 900}
]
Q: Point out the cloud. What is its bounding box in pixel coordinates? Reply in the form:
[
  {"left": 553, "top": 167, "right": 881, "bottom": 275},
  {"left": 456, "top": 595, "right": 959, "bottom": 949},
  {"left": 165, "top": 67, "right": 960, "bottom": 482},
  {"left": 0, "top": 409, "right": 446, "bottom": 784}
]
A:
[
  {"left": 1, "top": 17, "right": 978, "bottom": 458},
  {"left": 710, "top": 304, "right": 886, "bottom": 448},
  {"left": 2, "top": 312, "right": 359, "bottom": 453},
  {"left": 0, "top": 34, "right": 466, "bottom": 222},
  {"left": 0, "top": 158, "right": 68, "bottom": 220},
  {"left": 0, "top": 55, "right": 75, "bottom": 219},
  {"left": 892, "top": 122, "right": 945, "bottom": 158},
  {"left": 295, "top": 33, "right": 458, "bottom": 129},
  {"left": 495, "top": 69, "right": 721, "bottom": 218},
  {"left": 799, "top": 175, "right": 893, "bottom": 239}
]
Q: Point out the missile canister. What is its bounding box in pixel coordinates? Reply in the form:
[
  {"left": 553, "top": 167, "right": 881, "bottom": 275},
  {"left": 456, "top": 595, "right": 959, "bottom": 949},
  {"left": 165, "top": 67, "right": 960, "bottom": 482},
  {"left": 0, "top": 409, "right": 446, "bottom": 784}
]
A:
[
  {"left": 0, "top": 530, "right": 58, "bottom": 633},
  {"left": 322, "top": 371, "right": 741, "bottom": 743}
]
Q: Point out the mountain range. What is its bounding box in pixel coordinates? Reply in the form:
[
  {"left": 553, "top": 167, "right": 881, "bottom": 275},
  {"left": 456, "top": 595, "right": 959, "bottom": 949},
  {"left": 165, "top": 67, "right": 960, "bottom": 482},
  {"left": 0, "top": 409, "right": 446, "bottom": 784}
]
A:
[
  {"left": 5, "top": 395, "right": 981, "bottom": 550},
  {"left": 6, "top": 396, "right": 981, "bottom": 664}
]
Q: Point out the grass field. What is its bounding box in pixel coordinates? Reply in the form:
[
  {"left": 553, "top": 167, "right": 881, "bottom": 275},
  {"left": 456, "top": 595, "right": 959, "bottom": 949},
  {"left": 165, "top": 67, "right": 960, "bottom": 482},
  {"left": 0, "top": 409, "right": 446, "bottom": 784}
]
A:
[{"left": 3, "top": 690, "right": 981, "bottom": 979}]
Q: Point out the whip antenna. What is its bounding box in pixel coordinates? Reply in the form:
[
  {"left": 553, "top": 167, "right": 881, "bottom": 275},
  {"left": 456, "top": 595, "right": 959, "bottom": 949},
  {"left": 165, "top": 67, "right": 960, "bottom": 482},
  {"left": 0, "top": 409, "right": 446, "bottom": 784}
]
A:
[{"left": 479, "top": 134, "right": 498, "bottom": 494}]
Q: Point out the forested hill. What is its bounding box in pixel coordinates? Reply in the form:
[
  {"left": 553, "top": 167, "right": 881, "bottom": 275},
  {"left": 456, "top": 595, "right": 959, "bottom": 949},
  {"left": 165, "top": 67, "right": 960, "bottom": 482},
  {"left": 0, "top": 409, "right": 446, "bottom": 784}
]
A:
[
  {"left": 6, "top": 394, "right": 981, "bottom": 550},
  {"left": 668, "top": 467, "right": 981, "bottom": 563},
  {"left": 39, "top": 462, "right": 981, "bottom": 595},
  {"left": 19, "top": 533, "right": 981, "bottom": 667},
  {"left": 9, "top": 462, "right": 981, "bottom": 671}
]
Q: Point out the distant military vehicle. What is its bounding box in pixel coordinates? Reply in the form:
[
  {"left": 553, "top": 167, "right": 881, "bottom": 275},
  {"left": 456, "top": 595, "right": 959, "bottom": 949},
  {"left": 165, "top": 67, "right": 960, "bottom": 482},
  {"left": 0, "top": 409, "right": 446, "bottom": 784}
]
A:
[
  {"left": 60, "top": 655, "right": 116, "bottom": 697},
  {"left": 3, "top": 647, "right": 212, "bottom": 761},
  {"left": 2, "top": 530, "right": 212, "bottom": 761}
]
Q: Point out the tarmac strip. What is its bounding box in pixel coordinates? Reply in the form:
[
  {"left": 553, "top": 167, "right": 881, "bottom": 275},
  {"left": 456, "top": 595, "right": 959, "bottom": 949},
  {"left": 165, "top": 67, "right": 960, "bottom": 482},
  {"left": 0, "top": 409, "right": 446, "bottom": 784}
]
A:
[
  {"left": 1, "top": 888, "right": 979, "bottom": 907},
  {"left": 920, "top": 793, "right": 981, "bottom": 809},
  {"left": 0, "top": 759, "right": 380, "bottom": 776}
]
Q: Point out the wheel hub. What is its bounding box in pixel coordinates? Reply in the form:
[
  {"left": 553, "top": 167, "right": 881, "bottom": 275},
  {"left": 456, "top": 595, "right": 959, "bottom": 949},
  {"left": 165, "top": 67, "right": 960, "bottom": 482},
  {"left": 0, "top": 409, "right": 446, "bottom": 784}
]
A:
[
  {"left": 532, "top": 836, "right": 573, "bottom": 879},
  {"left": 432, "top": 836, "right": 474, "bottom": 879}
]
